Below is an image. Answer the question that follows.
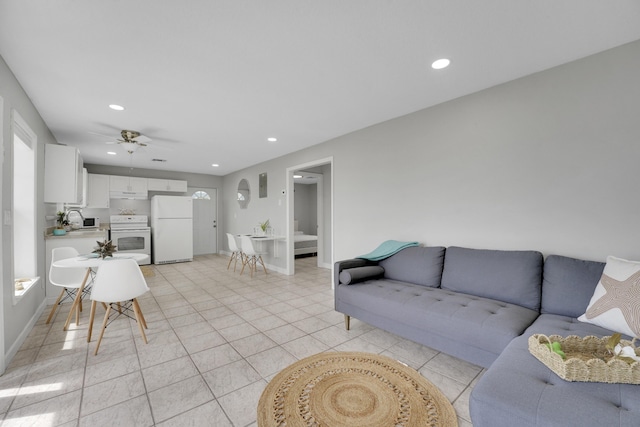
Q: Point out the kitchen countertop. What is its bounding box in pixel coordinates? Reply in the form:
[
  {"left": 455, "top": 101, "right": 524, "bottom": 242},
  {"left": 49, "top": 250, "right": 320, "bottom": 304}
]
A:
[{"left": 45, "top": 229, "right": 109, "bottom": 239}]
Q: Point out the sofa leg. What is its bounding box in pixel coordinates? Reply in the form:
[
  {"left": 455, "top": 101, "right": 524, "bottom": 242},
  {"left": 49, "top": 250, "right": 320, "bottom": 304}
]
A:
[{"left": 344, "top": 315, "right": 351, "bottom": 330}]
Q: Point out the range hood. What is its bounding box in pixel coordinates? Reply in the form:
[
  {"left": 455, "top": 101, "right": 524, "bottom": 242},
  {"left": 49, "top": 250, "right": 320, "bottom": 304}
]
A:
[{"left": 109, "top": 190, "right": 148, "bottom": 200}]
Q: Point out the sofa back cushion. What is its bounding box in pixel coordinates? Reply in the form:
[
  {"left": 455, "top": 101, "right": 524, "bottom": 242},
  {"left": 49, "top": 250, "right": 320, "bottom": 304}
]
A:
[
  {"left": 378, "top": 246, "right": 445, "bottom": 287},
  {"left": 441, "top": 246, "right": 543, "bottom": 311},
  {"left": 541, "top": 254, "right": 605, "bottom": 318}
]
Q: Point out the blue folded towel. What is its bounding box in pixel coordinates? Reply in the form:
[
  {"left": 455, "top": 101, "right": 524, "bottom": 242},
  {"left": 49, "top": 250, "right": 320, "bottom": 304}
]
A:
[{"left": 356, "top": 240, "right": 419, "bottom": 261}]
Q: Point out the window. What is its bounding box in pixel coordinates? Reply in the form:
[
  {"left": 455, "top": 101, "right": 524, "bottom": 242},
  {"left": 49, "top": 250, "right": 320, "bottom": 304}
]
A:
[
  {"left": 192, "top": 190, "right": 211, "bottom": 200},
  {"left": 12, "top": 111, "right": 39, "bottom": 300}
]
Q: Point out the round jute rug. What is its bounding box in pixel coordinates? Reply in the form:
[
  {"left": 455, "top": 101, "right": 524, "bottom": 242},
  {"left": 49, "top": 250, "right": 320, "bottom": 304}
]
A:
[{"left": 257, "top": 351, "right": 458, "bottom": 427}]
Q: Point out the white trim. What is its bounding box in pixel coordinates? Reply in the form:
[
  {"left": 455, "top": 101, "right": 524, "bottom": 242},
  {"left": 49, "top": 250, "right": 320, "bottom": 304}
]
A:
[
  {"left": 0, "top": 95, "right": 4, "bottom": 374},
  {"left": 285, "top": 156, "right": 334, "bottom": 276},
  {"left": 5, "top": 299, "right": 46, "bottom": 369}
]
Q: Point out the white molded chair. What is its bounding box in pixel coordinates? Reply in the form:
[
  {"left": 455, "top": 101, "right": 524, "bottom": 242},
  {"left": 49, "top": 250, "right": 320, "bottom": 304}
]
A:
[
  {"left": 239, "top": 235, "right": 268, "bottom": 277},
  {"left": 88, "top": 258, "right": 150, "bottom": 355},
  {"left": 46, "top": 247, "right": 92, "bottom": 325},
  {"left": 226, "top": 233, "right": 244, "bottom": 272}
]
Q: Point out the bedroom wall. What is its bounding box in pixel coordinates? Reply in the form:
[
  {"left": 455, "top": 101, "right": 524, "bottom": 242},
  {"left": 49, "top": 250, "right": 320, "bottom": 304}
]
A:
[
  {"left": 221, "top": 39, "right": 640, "bottom": 269},
  {"left": 294, "top": 183, "right": 317, "bottom": 235}
]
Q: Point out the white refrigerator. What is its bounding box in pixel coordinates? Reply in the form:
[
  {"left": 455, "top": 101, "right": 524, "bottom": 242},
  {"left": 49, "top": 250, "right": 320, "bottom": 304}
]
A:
[{"left": 151, "top": 195, "right": 193, "bottom": 264}]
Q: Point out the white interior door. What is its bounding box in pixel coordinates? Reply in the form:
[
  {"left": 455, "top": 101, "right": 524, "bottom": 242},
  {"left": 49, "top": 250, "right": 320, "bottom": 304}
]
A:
[{"left": 190, "top": 187, "right": 218, "bottom": 255}]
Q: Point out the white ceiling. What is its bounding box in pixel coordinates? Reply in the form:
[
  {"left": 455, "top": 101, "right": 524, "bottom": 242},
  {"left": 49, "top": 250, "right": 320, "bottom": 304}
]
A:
[{"left": 1, "top": 1, "right": 639, "bottom": 176}]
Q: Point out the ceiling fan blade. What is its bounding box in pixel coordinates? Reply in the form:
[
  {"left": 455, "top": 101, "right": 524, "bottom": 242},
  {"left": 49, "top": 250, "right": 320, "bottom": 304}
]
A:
[
  {"left": 133, "top": 135, "right": 152, "bottom": 144},
  {"left": 88, "top": 131, "right": 117, "bottom": 140}
]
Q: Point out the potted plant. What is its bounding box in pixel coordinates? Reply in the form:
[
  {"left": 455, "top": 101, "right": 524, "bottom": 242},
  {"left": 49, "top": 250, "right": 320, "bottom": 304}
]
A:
[
  {"left": 53, "top": 211, "right": 69, "bottom": 235},
  {"left": 257, "top": 219, "right": 270, "bottom": 236},
  {"left": 92, "top": 239, "right": 117, "bottom": 259}
]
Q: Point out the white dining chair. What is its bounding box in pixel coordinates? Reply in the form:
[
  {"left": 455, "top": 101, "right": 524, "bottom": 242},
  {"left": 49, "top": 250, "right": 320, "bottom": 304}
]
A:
[
  {"left": 239, "top": 235, "right": 268, "bottom": 277},
  {"left": 88, "top": 258, "right": 150, "bottom": 355},
  {"left": 46, "top": 247, "right": 93, "bottom": 325},
  {"left": 226, "top": 233, "right": 244, "bottom": 272}
]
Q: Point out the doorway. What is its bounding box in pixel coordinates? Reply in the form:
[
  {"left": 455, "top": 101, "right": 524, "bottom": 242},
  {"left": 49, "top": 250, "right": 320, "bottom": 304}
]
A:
[
  {"left": 286, "top": 157, "right": 333, "bottom": 275},
  {"left": 189, "top": 187, "right": 218, "bottom": 255}
]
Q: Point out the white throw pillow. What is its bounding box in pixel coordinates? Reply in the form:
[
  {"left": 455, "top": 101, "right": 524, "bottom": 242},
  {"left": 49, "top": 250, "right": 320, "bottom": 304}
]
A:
[{"left": 578, "top": 256, "right": 640, "bottom": 338}]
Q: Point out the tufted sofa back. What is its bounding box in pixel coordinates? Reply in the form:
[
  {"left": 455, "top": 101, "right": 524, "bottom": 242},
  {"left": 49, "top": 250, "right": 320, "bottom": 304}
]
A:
[
  {"left": 378, "top": 246, "right": 446, "bottom": 287},
  {"left": 540, "top": 254, "right": 605, "bottom": 318},
  {"left": 441, "top": 246, "right": 544, "bottom": 311}
]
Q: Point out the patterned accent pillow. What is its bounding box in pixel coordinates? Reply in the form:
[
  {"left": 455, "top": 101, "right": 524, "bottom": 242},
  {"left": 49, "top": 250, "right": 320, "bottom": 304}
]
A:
[{"left": 578, "top": 256, "right": 640, "bottom": 338}]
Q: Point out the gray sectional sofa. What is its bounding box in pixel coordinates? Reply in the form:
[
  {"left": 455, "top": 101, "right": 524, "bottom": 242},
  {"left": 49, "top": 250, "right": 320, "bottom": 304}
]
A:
[{"left": 334, "top": 246, "right": 640, "bottom": 426}]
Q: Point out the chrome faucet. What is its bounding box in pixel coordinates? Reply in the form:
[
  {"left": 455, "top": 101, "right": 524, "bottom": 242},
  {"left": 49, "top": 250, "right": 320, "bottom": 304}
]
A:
[{"left": 65, "top": 209, "right": 84, "bottom": 225}]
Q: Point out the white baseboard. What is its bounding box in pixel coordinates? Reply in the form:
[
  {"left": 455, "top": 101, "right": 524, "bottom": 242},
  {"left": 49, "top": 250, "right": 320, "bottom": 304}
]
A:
[{"left": 5, "top": 298, "right": 47, "bottom": 369}]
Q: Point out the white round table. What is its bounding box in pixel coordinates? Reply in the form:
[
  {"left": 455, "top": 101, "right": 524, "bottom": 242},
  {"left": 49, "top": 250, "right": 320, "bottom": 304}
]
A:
[{"left": 52, "top": 253, "right": 150, "bottom": 331}]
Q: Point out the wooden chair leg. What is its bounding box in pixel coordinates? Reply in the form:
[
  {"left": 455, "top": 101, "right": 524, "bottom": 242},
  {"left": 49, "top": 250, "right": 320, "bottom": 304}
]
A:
[
  {"left": 94, "top": 305, "right": 111, "bottom": 355},
  {"left": 46, "top": 288, "right": 65, "bottom": 324},
  {"left": 240, "top": 256, "right": 247, "bottom": 275},
  {"left": 258, "top": 256, "right": 268, "bottom": 275},
  {"left": 132, "top": 298, "right": 148, "bottom": 344},
  {"left": 227, "top": 252, "right": 235, "bottom": 270},
  {"left": 133, "top": 299, "right": 148, "bottom": 329},
  {"left": 75, "top": 297, "right": 80, "bottom": 326},
  {"left": 345, "top": 315, "right": 351, "bottom": 330},
  {"left": 87, "top": 300, "right": 97, "bottom": 342},
  {"left": 64, "top": 268, "right": 91, "bottom": 330}
]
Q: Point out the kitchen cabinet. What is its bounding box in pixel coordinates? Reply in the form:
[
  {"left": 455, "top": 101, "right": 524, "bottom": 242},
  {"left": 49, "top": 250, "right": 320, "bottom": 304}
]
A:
[
  {"left": 44, "top": 144, "right": 84, "bottom": 203},
  {"left": 86, "top": 174, "right": 110, "bottom": 208},
  {"left": 109, "top": 175, "right": 148, "bottom": 199},
  {"left": 148, "top": 178, "right": 188, "bottom": 193}
]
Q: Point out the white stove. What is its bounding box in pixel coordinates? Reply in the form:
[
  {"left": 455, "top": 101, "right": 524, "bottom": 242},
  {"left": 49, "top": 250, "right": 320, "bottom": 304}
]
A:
[
  {"left": 109, "top": 215, "right": 151, "bottom": 264},
  {"left": 110, "top": 215, "right": 149, "bottom": 230}
]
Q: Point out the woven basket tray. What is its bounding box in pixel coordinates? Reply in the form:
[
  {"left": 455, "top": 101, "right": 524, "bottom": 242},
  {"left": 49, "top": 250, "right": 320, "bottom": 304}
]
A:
[{"left": 528, "top": 334, "right": 640, "bottom": 384}]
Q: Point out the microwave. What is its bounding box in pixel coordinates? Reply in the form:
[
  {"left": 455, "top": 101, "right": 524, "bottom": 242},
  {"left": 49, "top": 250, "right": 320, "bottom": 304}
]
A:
[{"left": 82, "top": 217, "right": 100, "bottom": 228}]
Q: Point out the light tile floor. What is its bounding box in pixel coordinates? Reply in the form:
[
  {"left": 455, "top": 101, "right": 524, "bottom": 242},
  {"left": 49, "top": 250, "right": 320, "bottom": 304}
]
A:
[{"left": 0, "top": 255, "right": 482, "bottom": 426}]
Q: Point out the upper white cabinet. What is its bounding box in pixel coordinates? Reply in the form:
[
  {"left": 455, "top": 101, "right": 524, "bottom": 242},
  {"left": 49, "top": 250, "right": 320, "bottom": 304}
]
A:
[
  {"left": 44, "top": 144, "right": 84, "bottom": 203},
  {"left": 148, "top": 178, "right": 188, "bottom": 193},
  {"left": 86, "top": 174, "right": 110, "bottom": 208},
  {"left": 109, "top": 175, "right": 148, "bottom": 199}
]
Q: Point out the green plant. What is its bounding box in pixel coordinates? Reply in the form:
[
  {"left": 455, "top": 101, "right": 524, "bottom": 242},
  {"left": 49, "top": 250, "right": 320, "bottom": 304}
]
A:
[
  {"left": 259, "top": 219, "right": 270, "bottom": 232},
  {"left": 92, "top": 240, "right": 117, "bottom": 259},
  {"left": 56, "top": 211, "right": 69, "bottom": 229}
]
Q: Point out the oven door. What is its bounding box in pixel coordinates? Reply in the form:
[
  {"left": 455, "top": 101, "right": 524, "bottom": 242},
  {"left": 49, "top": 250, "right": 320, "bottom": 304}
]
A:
[{"left": 110, "top": 228, "right": 151, "bottom": 265}]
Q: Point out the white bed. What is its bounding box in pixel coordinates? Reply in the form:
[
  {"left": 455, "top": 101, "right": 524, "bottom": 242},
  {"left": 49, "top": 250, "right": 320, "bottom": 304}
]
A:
[
  {"left": 294, "top": 232, "right": 318, "bottom": 256},
  {"left": 293, "top": 220, "right": 318, "bottom": 256}
]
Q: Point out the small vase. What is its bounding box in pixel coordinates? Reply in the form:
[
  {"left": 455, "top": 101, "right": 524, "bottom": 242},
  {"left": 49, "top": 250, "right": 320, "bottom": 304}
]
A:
[{"left": 53, "top": 228, "right": 66, "bottom": 236}]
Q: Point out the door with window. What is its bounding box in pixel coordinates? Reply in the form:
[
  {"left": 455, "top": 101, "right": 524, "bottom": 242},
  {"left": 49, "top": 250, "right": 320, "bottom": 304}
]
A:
[{"left": 190, "top": 187, "right": 218, "bottom": 255}]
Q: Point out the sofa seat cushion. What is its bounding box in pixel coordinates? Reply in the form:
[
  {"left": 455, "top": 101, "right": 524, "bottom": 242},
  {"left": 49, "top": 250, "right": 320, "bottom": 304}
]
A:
[
  {"left": 337, "top": 279, "right": 538, "bottom": 355},
  {"left": 470, "top": 314, "right": 640, "bottom": 427}
]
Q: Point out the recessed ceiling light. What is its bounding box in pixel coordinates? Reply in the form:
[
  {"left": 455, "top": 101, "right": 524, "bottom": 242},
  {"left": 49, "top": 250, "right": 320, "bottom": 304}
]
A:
[
  {"left": 211, "top": 163, "right": 219, "bottom": 167},
  {"left": 267, "top": 137, "right": 278, "bottom": 142},
  {"left": 107, "top": 151, "right": 117, "bottom": 155},
  {"left": 109, "top": 104, "right": 125, "bottom": 111},
  {"left": 293, "top": 174, "right": 303, "bottom": 179},
  {"left": 431, "top": 58, "right": 450, "bottom": 70}
]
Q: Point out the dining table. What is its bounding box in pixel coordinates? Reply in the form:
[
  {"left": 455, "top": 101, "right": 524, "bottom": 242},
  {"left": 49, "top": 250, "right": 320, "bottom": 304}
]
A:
[
  {"left": 51, "top": 252, "right": 150, "bottom": 332},
  {"left": 237, "top": 234, "right": 285, "bottom": 257}
]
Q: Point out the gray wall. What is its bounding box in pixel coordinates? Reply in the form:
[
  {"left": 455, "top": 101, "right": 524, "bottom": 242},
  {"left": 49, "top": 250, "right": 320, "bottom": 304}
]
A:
[
  {"left": 1, "top": 55, "right": 56, "bottom": 361},
  {"left": 294, "top": 183, "right": 317, "bottom": 235},
  {"left": 222, "top": 39, "right": 640, "bottom": 265}
]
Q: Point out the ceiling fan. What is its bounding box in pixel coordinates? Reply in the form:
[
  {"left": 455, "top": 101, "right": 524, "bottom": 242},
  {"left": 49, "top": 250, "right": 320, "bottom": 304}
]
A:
[
  {"left": 88, "top": 128, "right": 174, "bottom": 155},
  {"left": 109, "top": 130, "right": 152, "bottom": 154}
]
